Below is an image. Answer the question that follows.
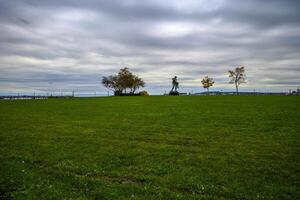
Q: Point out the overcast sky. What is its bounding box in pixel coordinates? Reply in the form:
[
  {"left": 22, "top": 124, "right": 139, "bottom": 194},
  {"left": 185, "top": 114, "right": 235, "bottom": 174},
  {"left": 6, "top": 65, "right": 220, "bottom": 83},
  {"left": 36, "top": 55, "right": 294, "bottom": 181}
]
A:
[{"left": 0, "top": 0, "right": 300, "bottom": 95}]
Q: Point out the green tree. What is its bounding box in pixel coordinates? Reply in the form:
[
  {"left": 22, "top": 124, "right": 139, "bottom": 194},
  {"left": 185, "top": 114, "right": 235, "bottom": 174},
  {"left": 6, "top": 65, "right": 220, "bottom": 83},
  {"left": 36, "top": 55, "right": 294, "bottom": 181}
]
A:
[
  {"left": 130, "top": 76, "right": 145, "bottom": 94},
  {"left": 117, "top": 68, "right": 133, "bottom": 94},
  {"left": 102, "top": 75, "right": 122, "bottom": 95},
  {"left": 102, "top": 68, "right": 145, "bottom": 96}
]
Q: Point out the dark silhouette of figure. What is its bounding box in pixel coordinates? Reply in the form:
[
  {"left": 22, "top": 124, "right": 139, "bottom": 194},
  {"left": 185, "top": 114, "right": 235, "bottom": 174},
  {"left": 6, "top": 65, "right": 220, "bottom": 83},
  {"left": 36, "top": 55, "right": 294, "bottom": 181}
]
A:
[{"left": 171, "top": 76, "right": 179, "bottom": 92}]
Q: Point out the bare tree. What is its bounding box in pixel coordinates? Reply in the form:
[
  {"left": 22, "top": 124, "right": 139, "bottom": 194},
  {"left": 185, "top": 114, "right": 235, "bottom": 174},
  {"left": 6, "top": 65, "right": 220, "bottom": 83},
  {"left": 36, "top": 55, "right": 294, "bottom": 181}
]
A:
[
  {"left": 201, "top": 76, "right": 215, "bottom": 94},
  {"left": 228, "top": 66, "right": 246, "bottom": 95}
]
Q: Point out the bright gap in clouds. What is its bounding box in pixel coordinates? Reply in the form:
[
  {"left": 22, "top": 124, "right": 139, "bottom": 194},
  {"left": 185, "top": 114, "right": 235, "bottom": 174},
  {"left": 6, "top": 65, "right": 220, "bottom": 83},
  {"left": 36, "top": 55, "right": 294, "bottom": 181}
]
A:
[{"left": 149, "top": 22, "right": 196, "bottom": 38}]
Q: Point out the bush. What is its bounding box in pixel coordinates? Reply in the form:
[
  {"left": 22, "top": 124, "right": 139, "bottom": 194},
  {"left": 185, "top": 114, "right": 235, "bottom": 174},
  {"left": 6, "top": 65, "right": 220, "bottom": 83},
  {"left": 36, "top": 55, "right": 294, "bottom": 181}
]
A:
[
  {"left": 169, "top": 91, "right": 179, "bottom": 96},
  {"left": 139, "top": 90, "right": 149, "bottom": 96}
]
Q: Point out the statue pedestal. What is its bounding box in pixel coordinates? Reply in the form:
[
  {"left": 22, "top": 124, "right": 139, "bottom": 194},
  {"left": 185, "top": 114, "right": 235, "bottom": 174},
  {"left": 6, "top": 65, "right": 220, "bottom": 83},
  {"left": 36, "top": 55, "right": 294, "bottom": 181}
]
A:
[{"left": 169, "top": 91, "right": 179, "bottom": 96}]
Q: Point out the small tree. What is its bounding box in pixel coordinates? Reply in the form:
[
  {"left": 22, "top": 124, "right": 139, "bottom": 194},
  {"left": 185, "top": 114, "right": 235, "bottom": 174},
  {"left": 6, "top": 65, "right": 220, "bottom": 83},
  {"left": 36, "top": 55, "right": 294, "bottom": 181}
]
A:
[
  {"left": 229, "top": 66, "right": 246, "bottom": 95},
  {"left": 102, "top": 68, "right": 145, "bottom": 96},
  {"left": 201, "top": 76, "right": 214, "bottom": 94}
]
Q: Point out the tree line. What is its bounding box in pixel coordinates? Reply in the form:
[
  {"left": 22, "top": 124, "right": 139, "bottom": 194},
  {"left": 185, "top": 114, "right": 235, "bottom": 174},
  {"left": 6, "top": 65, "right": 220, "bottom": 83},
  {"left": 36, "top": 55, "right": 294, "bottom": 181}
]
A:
[{"left": 102, "top": 66, "right": 246, "bottom": 96}]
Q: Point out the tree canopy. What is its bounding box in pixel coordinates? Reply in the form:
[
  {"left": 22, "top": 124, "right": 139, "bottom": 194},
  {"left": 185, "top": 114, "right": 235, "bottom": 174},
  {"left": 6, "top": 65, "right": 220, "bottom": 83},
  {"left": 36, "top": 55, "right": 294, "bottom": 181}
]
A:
[
  {"left": 102, "top": 68, "right": 145, "bottom": 95},
  {"left": 201, "top": 76, "right": 215, "bottom": 93}
]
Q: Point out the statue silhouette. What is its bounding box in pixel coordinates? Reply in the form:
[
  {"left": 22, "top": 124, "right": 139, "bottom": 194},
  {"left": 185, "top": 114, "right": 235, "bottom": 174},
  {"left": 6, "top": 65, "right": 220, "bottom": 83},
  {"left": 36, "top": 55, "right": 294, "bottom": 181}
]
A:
[{"left": 171, "top": 76, "right": 179, "bottom": 92}]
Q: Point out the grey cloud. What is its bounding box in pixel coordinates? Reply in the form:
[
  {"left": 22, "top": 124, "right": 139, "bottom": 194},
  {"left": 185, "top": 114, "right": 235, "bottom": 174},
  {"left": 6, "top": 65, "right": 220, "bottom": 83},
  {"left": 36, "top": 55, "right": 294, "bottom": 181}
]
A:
[{"left": 0, "top": 0, "right": 299, "bottom": 94}]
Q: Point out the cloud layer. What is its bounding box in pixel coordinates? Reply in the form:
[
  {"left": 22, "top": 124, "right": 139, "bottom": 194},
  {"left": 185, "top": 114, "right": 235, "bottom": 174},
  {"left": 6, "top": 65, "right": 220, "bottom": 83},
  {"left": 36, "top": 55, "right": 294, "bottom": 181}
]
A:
[{"left": 0, "top": 0, "right": 300, "bottom": 94}]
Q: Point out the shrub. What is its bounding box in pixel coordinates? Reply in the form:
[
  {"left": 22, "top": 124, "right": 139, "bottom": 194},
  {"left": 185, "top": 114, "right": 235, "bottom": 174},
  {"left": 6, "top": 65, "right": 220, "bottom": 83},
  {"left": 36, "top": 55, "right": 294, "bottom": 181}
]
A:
[{"left": 139, "top": 90, "right": 149, "bottom": 96}]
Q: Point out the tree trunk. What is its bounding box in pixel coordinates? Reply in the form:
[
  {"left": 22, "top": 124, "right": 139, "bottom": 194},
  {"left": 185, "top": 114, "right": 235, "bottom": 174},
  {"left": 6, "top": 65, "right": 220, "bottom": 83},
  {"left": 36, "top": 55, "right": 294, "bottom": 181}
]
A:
[
  {"left": 207, "top": 87, "right": 209, "bottom": 95},
  {"left": 236, "top": 84, "right": 239, "bottom": 95}
]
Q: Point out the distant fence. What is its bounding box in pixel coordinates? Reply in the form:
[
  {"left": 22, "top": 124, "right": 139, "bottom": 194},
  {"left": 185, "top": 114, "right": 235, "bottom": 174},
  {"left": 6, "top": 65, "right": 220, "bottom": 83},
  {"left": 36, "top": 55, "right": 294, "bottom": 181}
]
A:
[
  {"left": 0, "top": 91, "right": 111, "bottom": 100},
  {"left": 0, "top": 95, "right": 73, "bottom": 100}
]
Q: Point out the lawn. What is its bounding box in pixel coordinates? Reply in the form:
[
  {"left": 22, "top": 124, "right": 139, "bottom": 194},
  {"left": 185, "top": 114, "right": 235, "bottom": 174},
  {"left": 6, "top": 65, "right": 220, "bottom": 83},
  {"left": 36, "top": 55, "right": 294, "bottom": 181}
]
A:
[{"left": 0, "top": 96, "right": 299, "bottom": 199}]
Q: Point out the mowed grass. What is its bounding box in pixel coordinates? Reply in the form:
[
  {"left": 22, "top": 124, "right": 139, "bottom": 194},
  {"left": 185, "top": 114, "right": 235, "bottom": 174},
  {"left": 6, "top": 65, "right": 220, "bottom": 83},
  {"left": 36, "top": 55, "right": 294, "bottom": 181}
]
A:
[{"left": 0, "top": 96, "right": 299, "bottom": 200}]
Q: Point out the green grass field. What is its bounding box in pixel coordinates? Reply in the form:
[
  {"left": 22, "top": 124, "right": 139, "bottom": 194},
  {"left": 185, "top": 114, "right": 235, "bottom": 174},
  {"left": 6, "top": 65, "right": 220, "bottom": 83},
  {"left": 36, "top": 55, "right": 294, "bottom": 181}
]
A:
[{"left": 0, "top": 96, "right": 299, "bottom": 199}]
